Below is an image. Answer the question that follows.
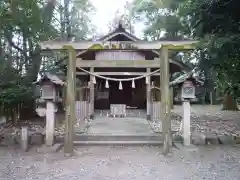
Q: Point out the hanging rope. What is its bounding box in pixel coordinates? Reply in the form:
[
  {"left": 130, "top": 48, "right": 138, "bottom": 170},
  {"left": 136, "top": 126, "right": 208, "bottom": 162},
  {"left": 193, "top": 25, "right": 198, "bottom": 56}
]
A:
[
  {"left": 43, "top": 47, "right": 196, "bottom": 87},
  {"left": 77, "top": 67, "right": 160, "bottom": 82}
]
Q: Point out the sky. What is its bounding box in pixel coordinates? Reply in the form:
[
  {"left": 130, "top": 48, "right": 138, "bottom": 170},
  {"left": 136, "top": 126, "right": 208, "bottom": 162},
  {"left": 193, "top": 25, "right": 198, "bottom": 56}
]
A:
[{"left": 89, "top": 0, "right": 144, "bottom": 38}]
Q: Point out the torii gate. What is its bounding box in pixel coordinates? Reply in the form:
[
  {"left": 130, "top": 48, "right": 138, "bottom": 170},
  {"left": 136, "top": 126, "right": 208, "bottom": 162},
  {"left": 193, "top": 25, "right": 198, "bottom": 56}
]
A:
[{"left": 39, "top": 40, "right": 197, "bottom": 156}]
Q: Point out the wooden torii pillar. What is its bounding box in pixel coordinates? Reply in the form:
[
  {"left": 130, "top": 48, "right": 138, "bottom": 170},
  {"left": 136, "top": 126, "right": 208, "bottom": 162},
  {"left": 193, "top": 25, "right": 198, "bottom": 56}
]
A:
[
  {"left": 160, "top": 46, "right": 171, "bottom": 154},
  {"left": 63, "top": 45, "right": 76, "bottom": 156},
  {"left": 160, "top": 43, "right": 196, "bottom": 154}
]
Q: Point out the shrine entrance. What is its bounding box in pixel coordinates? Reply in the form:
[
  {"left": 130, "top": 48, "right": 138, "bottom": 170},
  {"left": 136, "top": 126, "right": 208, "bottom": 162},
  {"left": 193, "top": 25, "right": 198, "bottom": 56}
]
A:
[
  {"left": 93, "top": 76, "right": 147, "bottom": 118},
  {"left": 74, "top": 80, "right": 152, "bottom": 136}
]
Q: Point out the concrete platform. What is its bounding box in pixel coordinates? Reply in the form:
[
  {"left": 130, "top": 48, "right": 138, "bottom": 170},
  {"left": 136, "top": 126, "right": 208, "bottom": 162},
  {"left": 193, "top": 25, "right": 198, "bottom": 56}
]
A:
[
  {"left": 55, "top": 115, "right": 182, "bottom": 145},
  {"left": 72, "top": 116, "right": 163, "bottom": 145},
  {"left": 87, "top": 116, "right": 155, "bottom": 135}
]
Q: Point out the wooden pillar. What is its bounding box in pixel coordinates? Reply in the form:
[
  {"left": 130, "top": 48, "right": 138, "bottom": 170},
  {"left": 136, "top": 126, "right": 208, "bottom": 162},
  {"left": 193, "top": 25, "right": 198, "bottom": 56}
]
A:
[
  {"left": 90, "top": 67, "right": 94, "bottom": 119},
  {"left": 170, "top": 86, "right": 174, "bottom": 109},
  {"left": 146, "top": 68, "right": 151, "bottom": 120},
  {"left": 46, "top": 101, "right": 55, "bottom": 146},
  {"left": 64, "top": 46, "right": 76, "bottom": 156},
  {"left": 160, "top": 46, "right": 172, "bottom": 155},
  {"left": 62, "top": 85, "right": 66, "bottom": 109}
]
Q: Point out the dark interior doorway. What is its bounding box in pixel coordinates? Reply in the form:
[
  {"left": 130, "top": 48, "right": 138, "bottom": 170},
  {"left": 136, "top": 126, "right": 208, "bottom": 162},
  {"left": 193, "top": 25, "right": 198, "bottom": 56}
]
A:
[
  {"left": 94, "top": 77, "right": 146, "bottom": 109},
  {"left": 109, "top": 78, "right": 146, "bottom": 108},
  {"left": 109, "top": 80, "right": 132, "bottom": 105}
]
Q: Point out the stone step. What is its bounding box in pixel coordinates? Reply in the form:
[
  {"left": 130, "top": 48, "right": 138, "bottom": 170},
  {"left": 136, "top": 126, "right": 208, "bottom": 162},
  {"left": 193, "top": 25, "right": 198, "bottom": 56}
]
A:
[
  {"left": 73, "top": 140, "right": 164, "bottom": 146},
  {"left": 56, "top": 134, "right": 183, "bottom": 144},
  {"left": 74, "top": 134, "right": 163, "bottom": 142}
]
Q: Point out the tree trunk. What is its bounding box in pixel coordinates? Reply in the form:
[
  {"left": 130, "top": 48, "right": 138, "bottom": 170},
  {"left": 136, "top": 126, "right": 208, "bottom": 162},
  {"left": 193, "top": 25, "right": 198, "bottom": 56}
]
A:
[
  {"left": 12, "top": 109, "right": 18, "bottom": 126},
  {"left": 222, "top": 94, "right": 239, "bottom": 111}
]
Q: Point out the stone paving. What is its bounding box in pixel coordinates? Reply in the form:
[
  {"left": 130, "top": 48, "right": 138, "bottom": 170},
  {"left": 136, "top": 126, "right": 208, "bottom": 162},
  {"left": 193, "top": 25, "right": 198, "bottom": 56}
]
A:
[
  {"left": 87, "top": 116, "right": 155, "bottom": 135},
  {"left": 76, "top": 110, "right": 181, "bottom": 135},
  {"left": 1, "top": 145, "right": 240, "bottom": 180}
]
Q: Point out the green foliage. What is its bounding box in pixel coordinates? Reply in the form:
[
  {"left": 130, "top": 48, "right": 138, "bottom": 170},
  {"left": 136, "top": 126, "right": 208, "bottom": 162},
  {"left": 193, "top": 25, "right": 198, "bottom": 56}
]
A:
[
  {"left": 129, "top": 0, "right": 240, "bottom": 107},
  {"left": 0, "top": 0, "right": 96, "bottom": 120},
  {"left": 71, "top": 0, "right": 96, "bottom": 40},
  {"left": 132, "top": 0, "right": 190, "bottom": 40},
  {"left": 107, "top": 2, "right": 135, "bottom": 34},
  {"left": 179, "top": 0, "right": 240, "bottom": 96},
  {"left": 0, "top": 66, "right": 34, "bottom": 117},
  {"left": 0, "top": 84, "right": 33, "bottom": 105}
]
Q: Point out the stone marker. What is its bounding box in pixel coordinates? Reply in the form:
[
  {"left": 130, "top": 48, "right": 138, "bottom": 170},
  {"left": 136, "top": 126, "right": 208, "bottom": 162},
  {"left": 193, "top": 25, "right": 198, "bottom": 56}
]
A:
[
  {"left": 191, "top": 132, "right": 206, "bottom": 145},
  {"left": 0, "top": 116, "right": 6, "bottom": 125},
  {"left": 30, "top": 133, "right": 44, "bottom": 146},
  {"left": 21, "top": 126, "right": 29, "bottom": 151},
  {"left": 218, "top": 135, "right": 235, "bottom": 145},
  {"left": 205, "top": 133, "right": 219, "bottom": 145},
  {"left": 235, "top": 137, "right": 240, "bottom": 144},
  {"left": 1, "top": 134, "right": 16, "bottom": 146}
]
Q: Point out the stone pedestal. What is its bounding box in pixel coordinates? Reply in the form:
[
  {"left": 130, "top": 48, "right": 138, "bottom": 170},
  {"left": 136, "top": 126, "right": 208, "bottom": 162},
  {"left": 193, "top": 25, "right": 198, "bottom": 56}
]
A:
[
  {"left": 46, "top": 101, "right": 55, "bottom": 146},
  {"left": 183, "top": 100, "right": 191, "bottom": 146}
]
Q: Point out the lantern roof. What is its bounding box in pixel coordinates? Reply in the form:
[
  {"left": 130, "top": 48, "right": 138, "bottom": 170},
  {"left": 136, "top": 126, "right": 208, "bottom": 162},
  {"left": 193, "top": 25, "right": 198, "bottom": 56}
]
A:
[
  {"left": 170, "top": 70, "right": 204, "bottom": 86},
  {"left": 34, "top": 72, "right": 64, "bottom": 85}
]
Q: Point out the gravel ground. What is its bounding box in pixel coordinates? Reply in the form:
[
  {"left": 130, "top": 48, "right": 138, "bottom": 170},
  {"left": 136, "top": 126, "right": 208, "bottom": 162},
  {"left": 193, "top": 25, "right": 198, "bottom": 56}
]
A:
[
  {"left": 1, "top": 105, "right": 240, "bottom": 180},
  {"left": 173, "top": 105, "right": 240, "bottom": 135},
  {"left": 0, "top": 145, "right": 240, "bottom": 180}
]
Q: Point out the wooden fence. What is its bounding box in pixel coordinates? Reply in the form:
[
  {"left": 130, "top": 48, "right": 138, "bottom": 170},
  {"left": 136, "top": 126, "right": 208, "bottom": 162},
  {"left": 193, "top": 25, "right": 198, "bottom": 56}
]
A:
[
  {"left": 75, "top": 101, "right": 89, "bottom": 122},
  {"left": 150, "top": 101, "right": 161, "bottom": 121}
]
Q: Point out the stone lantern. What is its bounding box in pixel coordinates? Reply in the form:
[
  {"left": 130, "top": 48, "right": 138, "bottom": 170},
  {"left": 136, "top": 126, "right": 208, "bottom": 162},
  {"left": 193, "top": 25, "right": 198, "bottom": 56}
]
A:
[
  {"left": 171, "top": 72, "right": 204, "bottom": 147},
  {"left": 180, "top": 77, "right": 197, "bottom": 146},
  {"left": 34, "top": 73, "right": 64, "bottom": 146},
  {"left": 181, "top": 78, "right": 196, "bottom": 100}
]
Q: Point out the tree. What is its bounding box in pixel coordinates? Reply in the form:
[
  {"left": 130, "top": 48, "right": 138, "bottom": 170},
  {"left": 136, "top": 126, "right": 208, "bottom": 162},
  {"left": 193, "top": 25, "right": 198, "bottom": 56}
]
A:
[
  {"left": 0, "top": 0, "right": 58, "bottom": 122},
  {"left": 131, "top": 0, "right": 190, "bottom": 40},
  {"left": 179, "top": 0, "right": 240, "bottom": 110},
  {"left": 131, "top": 0, "right": 231, "bottom": 106},
  {"left": 52, "top": 0, "right": 96, "bottom": 41},
  {"left": 108, "top": 2, "right": 136, "bottom": 34},
  {"left": 0, "top": 0, "right": 97, "bottom": 122},
  {"left": 71, "top": 0, "right": 96, "bottom": 40},
  {"left": 39, "top": 0, "right": 96, "bottom": 74}
]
